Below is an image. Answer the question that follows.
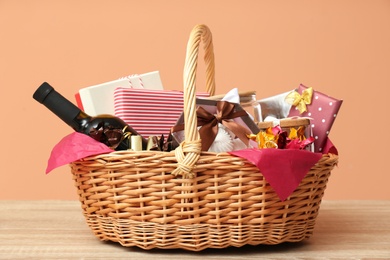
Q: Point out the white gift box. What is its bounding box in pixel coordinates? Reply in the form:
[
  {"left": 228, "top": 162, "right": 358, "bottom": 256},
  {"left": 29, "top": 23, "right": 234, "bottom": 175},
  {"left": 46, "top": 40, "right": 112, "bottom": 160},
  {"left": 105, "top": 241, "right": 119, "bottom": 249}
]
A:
[{"left": 76, "top": 71, "right": 164, "bottom": 116}]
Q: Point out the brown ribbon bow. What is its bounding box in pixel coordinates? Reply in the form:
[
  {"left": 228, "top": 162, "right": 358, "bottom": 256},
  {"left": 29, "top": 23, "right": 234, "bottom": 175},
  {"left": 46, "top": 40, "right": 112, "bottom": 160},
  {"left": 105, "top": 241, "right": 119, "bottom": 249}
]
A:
[
  {"left": 197, "top": 101, "right": 251, "bottom": 151},
  {"left": 170, "top": 101, "right": 249, "bottom": 151}
]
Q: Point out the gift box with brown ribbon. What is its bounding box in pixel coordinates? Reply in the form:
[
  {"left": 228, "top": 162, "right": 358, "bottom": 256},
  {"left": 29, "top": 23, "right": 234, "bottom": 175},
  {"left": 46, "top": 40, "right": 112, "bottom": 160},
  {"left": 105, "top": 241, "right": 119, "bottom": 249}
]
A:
[{"left": 172, "top": 98, "right": 259, "bottom": 153}]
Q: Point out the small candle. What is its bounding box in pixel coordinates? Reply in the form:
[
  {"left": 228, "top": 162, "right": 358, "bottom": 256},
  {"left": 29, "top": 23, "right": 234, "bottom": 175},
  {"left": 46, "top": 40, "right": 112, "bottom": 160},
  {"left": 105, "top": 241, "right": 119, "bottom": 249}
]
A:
[{"left": 131, "top": 135, "right": 143, "bottom": 151}]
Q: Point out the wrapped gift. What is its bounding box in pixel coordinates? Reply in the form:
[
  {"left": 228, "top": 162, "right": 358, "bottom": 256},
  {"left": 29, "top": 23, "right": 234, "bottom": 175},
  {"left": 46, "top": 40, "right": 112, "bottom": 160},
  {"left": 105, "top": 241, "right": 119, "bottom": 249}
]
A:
[
  {"left": 206, "top": 88, "right": 262, "bottom": 122},
  {"left": 114, "top": 88, "right": 209, "bottom": 139},
  {"left": 258, "top": 91, "right": 293, "bottom": 121},
  {"left": 287, "top": 84, "right": 343, "bottom": 153},
  {"left": 118, "top": 71, "right": 164, "bottom": 90},
  {"left": 76, "top": 71, "right": 164, "bottom": 116},
  {"left": 172, "top": 99, "right": 259, "bottom": 152}
]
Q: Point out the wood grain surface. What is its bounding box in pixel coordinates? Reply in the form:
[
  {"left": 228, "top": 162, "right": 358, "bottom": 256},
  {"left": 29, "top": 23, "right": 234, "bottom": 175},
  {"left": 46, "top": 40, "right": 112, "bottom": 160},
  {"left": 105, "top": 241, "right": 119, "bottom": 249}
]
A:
[{"left": 1, "top": 200, "right": 389, "bottom": 259}]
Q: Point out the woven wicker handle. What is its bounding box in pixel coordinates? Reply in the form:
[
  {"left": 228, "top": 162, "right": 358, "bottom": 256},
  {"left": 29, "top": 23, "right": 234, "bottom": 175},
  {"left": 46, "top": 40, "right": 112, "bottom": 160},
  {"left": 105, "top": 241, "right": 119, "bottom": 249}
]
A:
[
  {"left": 183, "top": 24, "right": 216, "bottom": 142},
  {"left": 172, "top": 24, "right": 216, "bottom": 178}
]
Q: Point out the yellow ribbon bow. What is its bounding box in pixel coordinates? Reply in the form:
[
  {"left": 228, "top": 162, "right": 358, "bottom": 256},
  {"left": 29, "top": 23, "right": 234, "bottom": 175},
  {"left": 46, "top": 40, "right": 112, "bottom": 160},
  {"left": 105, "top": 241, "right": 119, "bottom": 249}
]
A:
[{"left": 285, "top": 87, "right": 313, "bottom": 114}]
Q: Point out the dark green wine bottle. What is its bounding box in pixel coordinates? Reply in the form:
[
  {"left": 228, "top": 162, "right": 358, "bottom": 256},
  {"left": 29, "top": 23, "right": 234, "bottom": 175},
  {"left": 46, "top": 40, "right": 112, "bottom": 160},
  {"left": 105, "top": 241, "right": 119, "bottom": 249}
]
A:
[{"left": 33, "top": 82, "right": 146, "bottom": 150}]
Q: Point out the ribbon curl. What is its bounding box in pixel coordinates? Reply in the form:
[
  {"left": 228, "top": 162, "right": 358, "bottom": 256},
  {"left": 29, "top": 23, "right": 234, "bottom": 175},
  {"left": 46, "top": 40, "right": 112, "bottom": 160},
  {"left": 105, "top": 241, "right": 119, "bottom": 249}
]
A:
[
  {"left": 285, "top": 87, "right": 313, "bottom": 114},
  {"left": 89, "top": 123, "right": 131, "bottom": 150}
]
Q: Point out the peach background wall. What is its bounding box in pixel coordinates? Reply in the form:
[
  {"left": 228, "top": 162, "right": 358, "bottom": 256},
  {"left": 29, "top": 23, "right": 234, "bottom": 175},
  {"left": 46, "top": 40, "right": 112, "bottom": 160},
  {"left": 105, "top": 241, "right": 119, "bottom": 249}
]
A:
[{"left": 1, "top": 0, "right": 389, "bottom": 200}]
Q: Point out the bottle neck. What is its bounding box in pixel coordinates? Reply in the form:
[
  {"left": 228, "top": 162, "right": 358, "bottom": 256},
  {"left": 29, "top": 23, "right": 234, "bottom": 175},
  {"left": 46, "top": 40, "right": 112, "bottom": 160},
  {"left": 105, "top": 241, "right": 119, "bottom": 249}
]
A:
[{"left": 33, "top": 82, "right": 91, "bottom": 132}]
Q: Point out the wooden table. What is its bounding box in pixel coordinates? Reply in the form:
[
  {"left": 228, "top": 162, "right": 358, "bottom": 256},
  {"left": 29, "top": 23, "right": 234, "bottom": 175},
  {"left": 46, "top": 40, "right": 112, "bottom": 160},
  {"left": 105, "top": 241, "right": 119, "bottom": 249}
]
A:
[{"left": 0, "top": 200, "right": 389, "bottom": 259}]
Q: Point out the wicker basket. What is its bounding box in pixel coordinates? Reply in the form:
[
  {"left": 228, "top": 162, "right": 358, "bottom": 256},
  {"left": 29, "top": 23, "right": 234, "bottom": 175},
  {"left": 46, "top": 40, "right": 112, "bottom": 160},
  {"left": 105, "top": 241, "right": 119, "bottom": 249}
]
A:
[{"left": 70, "top": 24, "right": 338, "bottom": 251}]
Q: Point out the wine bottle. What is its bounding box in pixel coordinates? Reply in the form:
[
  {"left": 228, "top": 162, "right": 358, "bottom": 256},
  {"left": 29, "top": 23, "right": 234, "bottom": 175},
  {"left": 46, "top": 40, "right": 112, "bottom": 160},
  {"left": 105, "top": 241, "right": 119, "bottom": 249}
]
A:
[{"left": 33, "top": 82, "right": 147, "bottom": 150}]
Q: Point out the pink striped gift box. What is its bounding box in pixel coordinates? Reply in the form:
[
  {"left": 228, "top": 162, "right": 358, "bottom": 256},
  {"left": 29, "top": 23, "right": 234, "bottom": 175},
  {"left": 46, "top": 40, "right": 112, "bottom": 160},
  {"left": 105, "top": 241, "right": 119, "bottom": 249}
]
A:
[{"left": 114, "top": 88, "right": 210, "bottom": 139}]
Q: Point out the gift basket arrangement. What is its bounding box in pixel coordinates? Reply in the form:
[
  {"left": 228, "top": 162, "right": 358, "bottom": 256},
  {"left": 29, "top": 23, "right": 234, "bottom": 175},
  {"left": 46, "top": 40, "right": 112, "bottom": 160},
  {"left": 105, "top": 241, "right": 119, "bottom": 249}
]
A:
[{"left": 33, "top": 24, "right": 340, "bottom": 251}]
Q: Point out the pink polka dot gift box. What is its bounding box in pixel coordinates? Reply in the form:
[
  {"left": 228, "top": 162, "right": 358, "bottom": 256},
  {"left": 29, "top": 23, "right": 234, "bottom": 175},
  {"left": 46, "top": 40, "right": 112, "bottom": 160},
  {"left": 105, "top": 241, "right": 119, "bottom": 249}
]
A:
[{"left": 287, "top": 84, "right": 343, "bottom": 153}]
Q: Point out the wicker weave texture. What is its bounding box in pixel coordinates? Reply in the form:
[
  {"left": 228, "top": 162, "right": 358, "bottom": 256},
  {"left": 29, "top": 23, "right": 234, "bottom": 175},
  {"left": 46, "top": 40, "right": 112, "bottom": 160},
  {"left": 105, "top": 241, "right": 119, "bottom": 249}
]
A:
[
  {"left": 70, "top": 24, "right": 339, "bottom": 251},
  {"left": 71, "top": 152, "right": 337, "bottom": 250}
]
